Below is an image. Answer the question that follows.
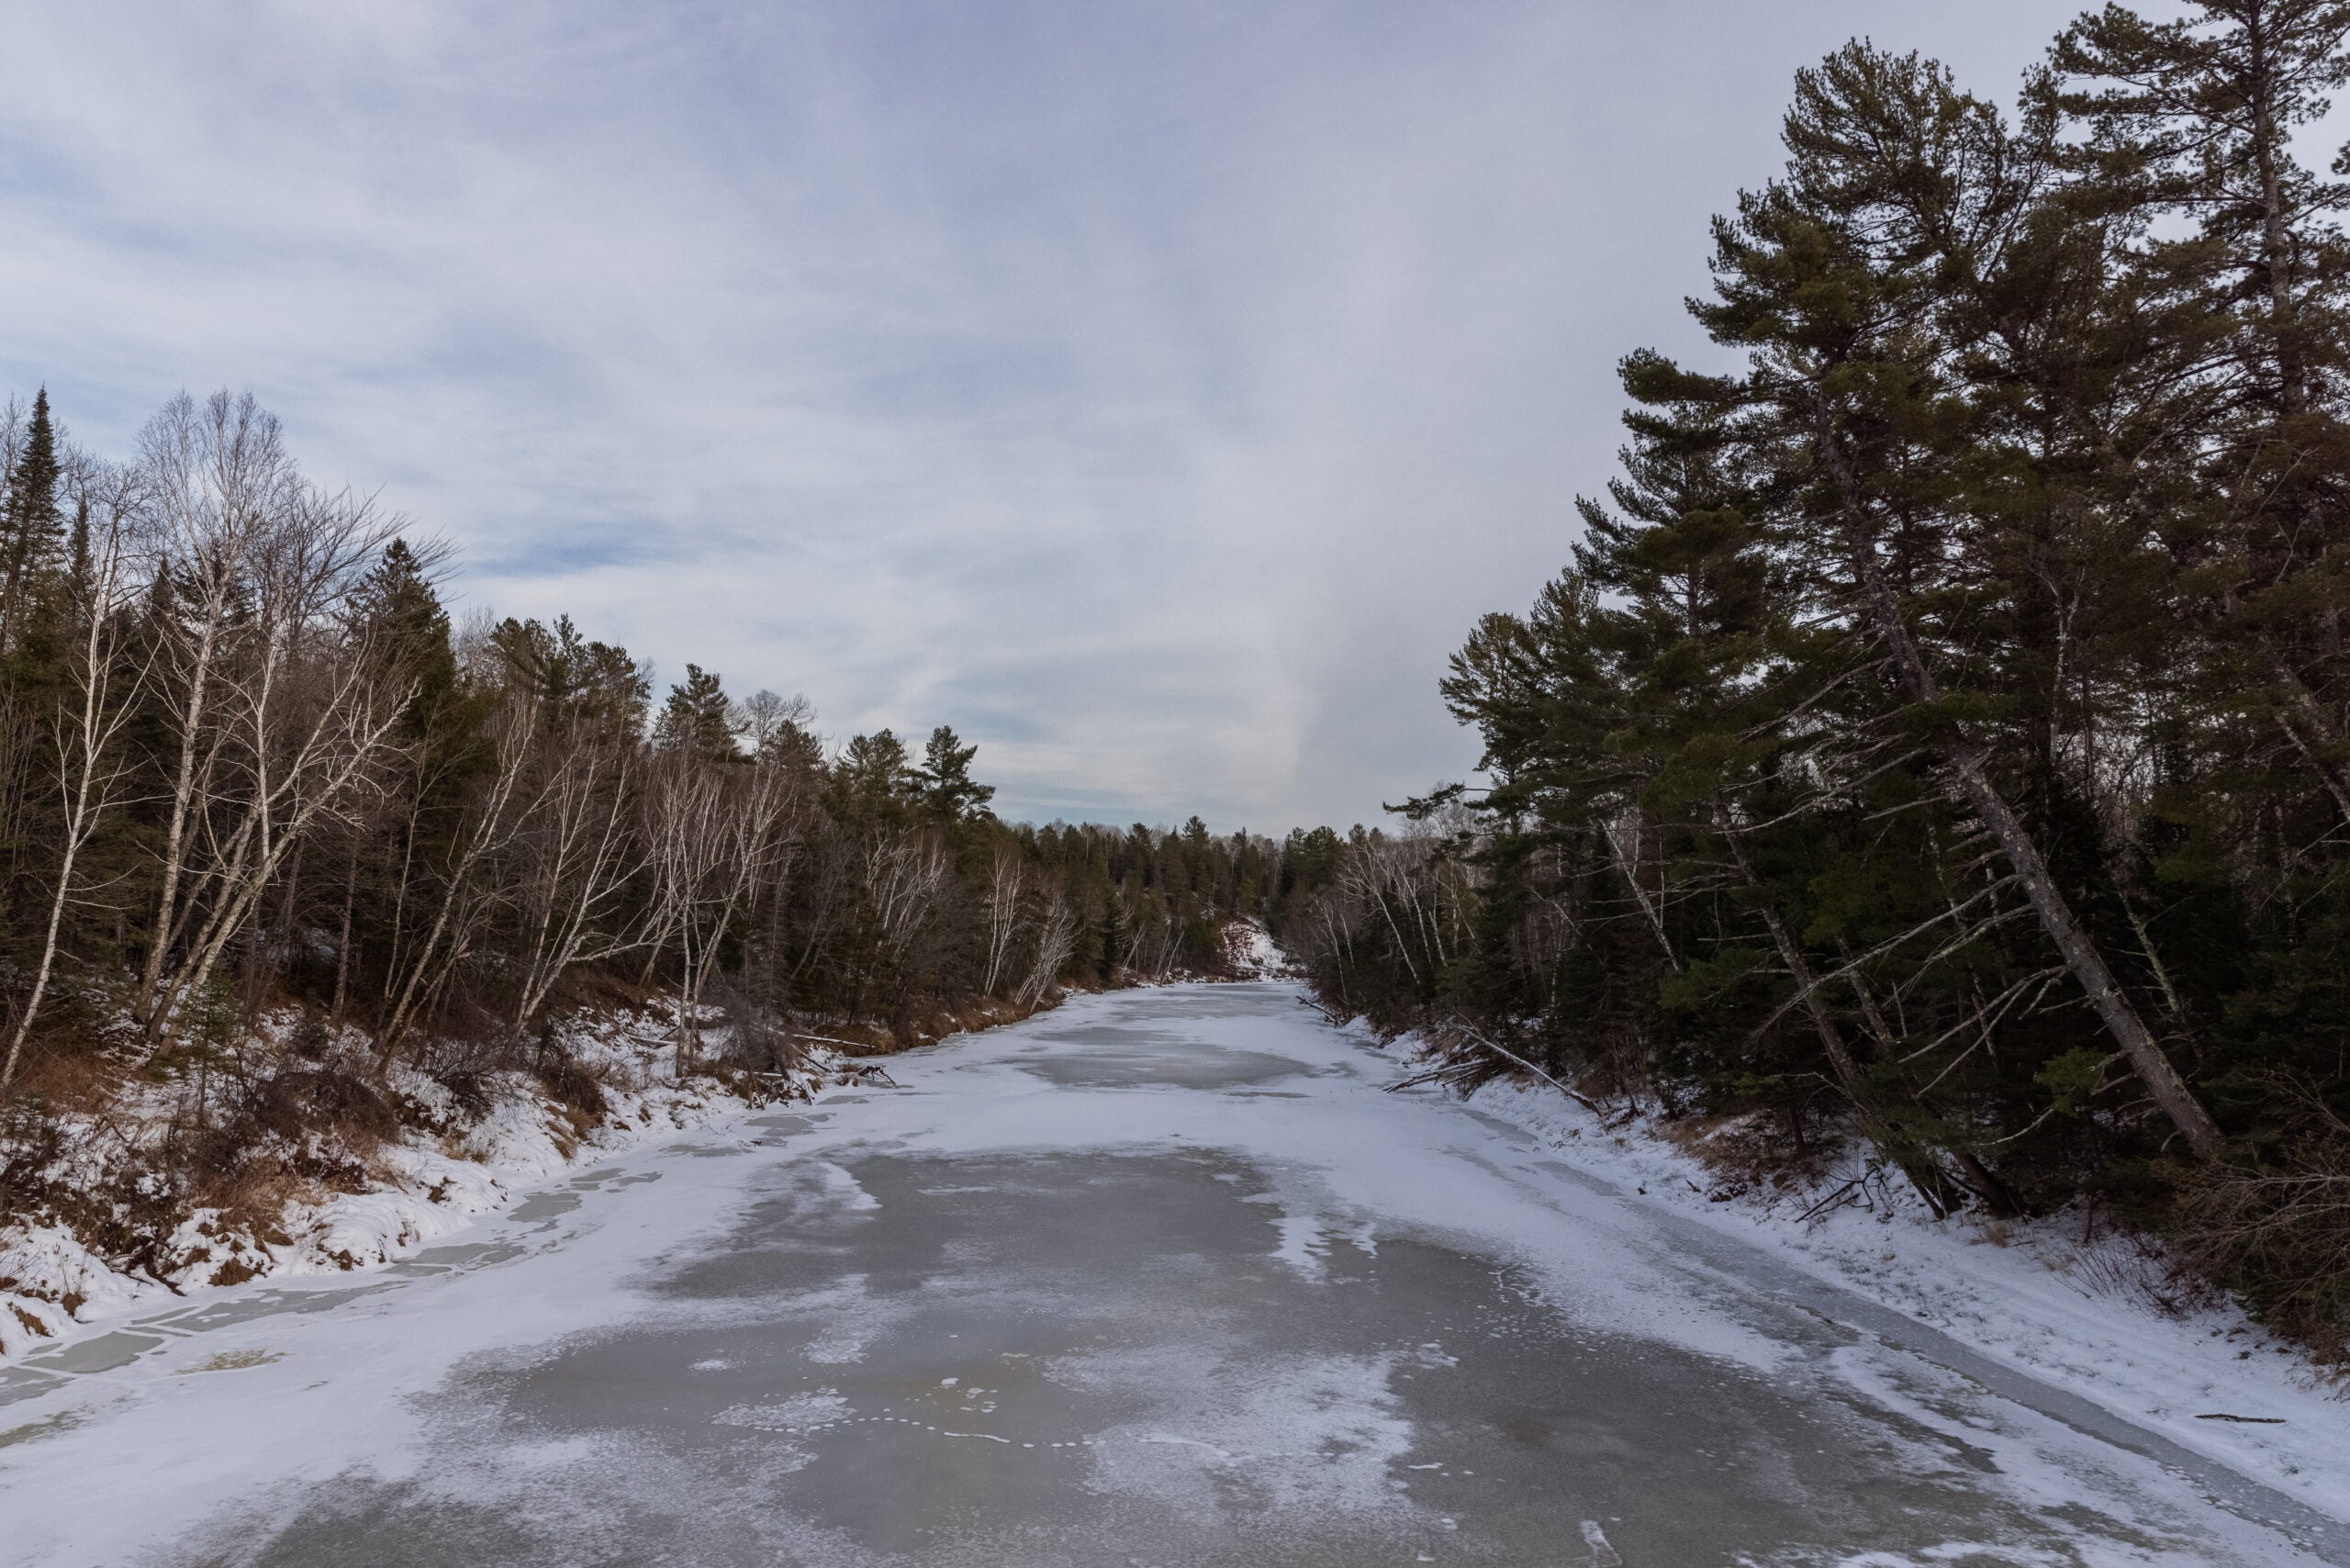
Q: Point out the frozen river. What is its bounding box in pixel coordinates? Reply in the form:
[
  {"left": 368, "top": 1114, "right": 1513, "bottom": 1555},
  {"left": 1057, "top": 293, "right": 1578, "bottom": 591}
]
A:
[{"left": 1, "top": 982, "right": 2343, "bottom": 1565}]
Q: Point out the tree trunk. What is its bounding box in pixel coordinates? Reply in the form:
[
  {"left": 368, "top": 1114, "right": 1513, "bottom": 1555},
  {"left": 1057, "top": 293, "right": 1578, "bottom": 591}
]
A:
[
  {"left": 140, "top": 608, "right": 223, "bottom": 1029},
  {"left": 1712, "top": 797, "right": 1960, "bottom": 1215},
  {"left": 1818, "top": 413, "right": 2224, "bottom": 1158}
]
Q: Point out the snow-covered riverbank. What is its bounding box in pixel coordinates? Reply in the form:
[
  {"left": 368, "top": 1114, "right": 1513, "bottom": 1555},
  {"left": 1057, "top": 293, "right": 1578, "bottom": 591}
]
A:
[
  {"left": 3, "top": 981, "right": 2341, "bottom": 1565},
  {"left": 1423, "top": 1052, "right": 2350, "bottom": 1526},
  {"left": 0, "top": 983, "right": 1009, "bottom": 1366}
]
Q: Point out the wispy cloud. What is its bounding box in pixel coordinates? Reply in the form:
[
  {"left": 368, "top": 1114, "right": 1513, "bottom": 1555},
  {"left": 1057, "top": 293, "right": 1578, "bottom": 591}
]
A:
[{"left": 0, "top": 0, "right": 2077, "bottom": 828}]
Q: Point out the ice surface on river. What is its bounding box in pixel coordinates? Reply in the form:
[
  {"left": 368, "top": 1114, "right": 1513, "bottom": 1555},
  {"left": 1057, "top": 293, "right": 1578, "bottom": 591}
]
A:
[{"left": 0, "top": 982, "right": 2342, "bottom": 1567}]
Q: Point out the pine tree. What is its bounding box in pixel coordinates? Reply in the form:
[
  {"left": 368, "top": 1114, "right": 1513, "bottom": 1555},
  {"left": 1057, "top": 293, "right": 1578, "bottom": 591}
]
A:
[
  {"left": 654, "top": 664, "right": 741, "bottom": 759},
  {"left": 1684, "top": 42, "right": 2223, "bottom": 1155},
  {"left": 493, "top": 614, "right": 651, "bottom": 737},
  {"left": 916, "top": 724, "right": 995, "bottom": 823},
  {"left": 2052, "top": 3, "right": 2350, "bottom": 812},
  {"left": 837, "top": 729, "right": 913, "bottom": 808}
]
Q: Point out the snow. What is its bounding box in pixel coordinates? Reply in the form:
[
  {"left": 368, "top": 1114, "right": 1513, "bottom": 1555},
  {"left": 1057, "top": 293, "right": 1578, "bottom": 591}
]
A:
[
  {"left": 0, "top": 1002, "right": 823, "bottom": 1362},
  {"left": 0, "top": 981, "right": 2342, "bottom": 1565},
  {"left": 1434, "top": 1049, "right": 2350, "bottom": 1521},
  {"left": 1219, "top": 918, "right": 1294, "bottom": 978}
]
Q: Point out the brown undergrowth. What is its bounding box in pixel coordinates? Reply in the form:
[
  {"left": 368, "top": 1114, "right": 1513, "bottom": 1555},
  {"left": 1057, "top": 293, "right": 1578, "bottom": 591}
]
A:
[
  {"left": 2171, "top": 1083, "right": 2350, "bottom": 1370},
  {"left": 2, "top": 981, "right": 1087, "bottom": 1336},
  {"left": 1654, "top": 1110, "right": 1851, "bottom": 1208}
]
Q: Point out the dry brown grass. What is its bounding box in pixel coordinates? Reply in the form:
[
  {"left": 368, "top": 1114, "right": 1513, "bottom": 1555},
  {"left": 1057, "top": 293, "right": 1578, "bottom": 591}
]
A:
[
  {"left": 2172, "top": 1101, "right": 2350, "bottom": 1366},
  {"left": 1656, "top": 1109, "right": 1854, "bottom": 1207},
  {"left": 561, "top": 968, "right": 664, "bottom": 1014},
  {"left": 4, "top": 1021, "right": 413, "bottom": 1300},
  {"left": 2058, "top": 1220, "right": 2220, "bottom": 1319},
  {"left": 4, "top": 1043, "right": 129, "bottom": 1116}
]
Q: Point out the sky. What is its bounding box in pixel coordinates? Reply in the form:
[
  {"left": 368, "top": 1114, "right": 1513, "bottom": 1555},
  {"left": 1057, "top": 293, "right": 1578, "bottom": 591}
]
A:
[{"left": 0, "top": 1, "right": 2096, "bottom": 832}]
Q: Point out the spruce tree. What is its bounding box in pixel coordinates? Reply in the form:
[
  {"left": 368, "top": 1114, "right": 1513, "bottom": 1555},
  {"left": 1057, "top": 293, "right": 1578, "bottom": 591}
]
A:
[
  {"left": 0, "top": 388, "right": 63, "bottom": 644},
  {"left": 354, "top": 541, "right": 461, "bottom": 728}
]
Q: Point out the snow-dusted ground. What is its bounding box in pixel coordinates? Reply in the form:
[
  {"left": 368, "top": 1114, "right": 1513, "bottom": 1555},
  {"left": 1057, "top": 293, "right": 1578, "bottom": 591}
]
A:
[
  {"left": 0, "top": 982, "right": 2343, "bottom": 1566},
  {"left": 0, "top": 1003, "right": 833, "bottom": 1361},
  {"left": 1219, "top": 917, "right": 1295, "bottom": 978}
]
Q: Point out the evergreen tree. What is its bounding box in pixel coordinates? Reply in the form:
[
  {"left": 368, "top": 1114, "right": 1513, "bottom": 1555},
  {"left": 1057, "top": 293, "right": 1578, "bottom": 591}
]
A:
[
  {"left": 837, "top": 729, "right": 913, "bottom": 809},
  {"left": 0, "top": 388, "right": 62, "bottom": 642},
  {"left": 353, "top": 540, "right": 461, "bottom": 729},
  {"left": 493, "top": 613, "right": 650, "bottom": 736},
  {"left": 917, "top": 724, "right": 996, "bottom": 822},
  {"left": 66, "top": 497, "right": 89, "bottom": 589},
  {"left": 654, "top": 664, "right": 741, "bottom": 759},
  {"left": 1299, "top": 12, "right": 2350, "bottom": 1287}
]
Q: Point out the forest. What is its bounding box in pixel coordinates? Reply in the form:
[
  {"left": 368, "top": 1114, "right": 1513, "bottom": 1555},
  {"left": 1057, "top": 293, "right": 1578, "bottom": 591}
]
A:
[
  {"left": 12, "top": 0, "right": 2350, "bottom": 1378},
  {"left": 1283, "top": 0, "right": 2350, "bottom": 1360},
  {"left": 0, "top": 388, "right": 1313, "bottom": 1274}
]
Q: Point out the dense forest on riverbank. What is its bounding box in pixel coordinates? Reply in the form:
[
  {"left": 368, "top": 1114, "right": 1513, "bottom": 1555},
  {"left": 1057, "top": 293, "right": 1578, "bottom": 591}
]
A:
[
  {"left": 1285, "top": 0, "right": 2350, "bottom": 1360},
  {"left": 0, "top": 390, "right": 1316, "bottom": 1267}
]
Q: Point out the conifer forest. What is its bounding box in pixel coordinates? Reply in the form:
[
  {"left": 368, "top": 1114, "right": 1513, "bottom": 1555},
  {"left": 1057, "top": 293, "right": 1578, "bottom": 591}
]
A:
[
  {"left": 1284, "top": 5, "right": 2350, "bottom": 1361},
  {"left": 6, "top": 0, "right": 2350, "bottom": 1422}
]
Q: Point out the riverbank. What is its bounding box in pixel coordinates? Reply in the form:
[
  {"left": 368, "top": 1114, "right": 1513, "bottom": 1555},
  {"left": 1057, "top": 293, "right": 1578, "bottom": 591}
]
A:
[
  {"left": 3, "top": 981, "right": 2327, "bottom": 1566},
  {"left": 0, "top": 988, "right": 1078, "bottom": 1362},
  {"left": 1411, "top": 1043, "right": 2350, "bottom": 1527}
]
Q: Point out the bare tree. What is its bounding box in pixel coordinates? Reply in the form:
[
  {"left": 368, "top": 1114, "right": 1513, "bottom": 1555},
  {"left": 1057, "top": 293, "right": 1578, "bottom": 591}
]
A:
[
  {"left": 1331, "top": 824, "right": 1472, "bottom": 991},
  {"left": 133, "top": 392, "right": 294, "bottom": 1028},
  {"left": 644, "top": 751, "right": 800, "bottom": 1067},
  {"left": 1018, "top": 887, "right": 1080, "bottom": 1006},
  {"left": 1125, "top": 913, "right": 1183, "bottom": 980},
  {"left": 143, "top": 490, "right": 410, "bottom": 1045},
  {"left": 508, "top": 725, "right": 646, "bottom": 1041},
  {"left": 865, "top": 823, "right": 952, "bottom": 977},
  {"left": 979, "top": 851, "right": 1024, "bottom": 996},
  {"left": 377, "top": 687, "right": 540, "bottom": 1051},
  {"left": 740, "top": 689, "right": 812, "bottom": 756},
  {"left": 132, "top": 393, "right": 404, "bottom": 1042}
]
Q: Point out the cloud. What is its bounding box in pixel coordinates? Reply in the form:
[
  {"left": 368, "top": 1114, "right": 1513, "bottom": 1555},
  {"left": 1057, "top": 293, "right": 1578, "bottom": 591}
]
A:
[{"left": 0, "top": 0, "right": 2081, "bottom": 829}]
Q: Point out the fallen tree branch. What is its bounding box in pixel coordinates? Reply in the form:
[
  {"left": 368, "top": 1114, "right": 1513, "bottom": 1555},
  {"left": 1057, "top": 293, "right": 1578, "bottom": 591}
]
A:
[
  {"left": 1382, "top": 1025, "right": 1609, "bottom": 1119},
  {"left": 1294, "top": 994, "right": 1348, "bottom": 1026},
  {"left": 1459, "top": 1030, "right": 1608, "bottom": 1117},
  {"left": 786, "top": 1031, "right": 885, "bottom": 1054}
]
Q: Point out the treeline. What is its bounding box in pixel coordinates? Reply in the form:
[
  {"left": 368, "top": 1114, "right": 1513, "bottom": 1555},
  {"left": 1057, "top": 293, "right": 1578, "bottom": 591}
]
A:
[
  {"left": 1287, "top": 2, "right": 2350, "bottom": 1354},
  {"left": 0, "top": 386, "right": 1295, "bottom": 1107}
]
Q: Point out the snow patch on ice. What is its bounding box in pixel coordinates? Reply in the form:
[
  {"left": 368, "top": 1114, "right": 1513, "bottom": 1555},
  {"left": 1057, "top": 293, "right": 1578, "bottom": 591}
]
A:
[
  {"left": 1070, "top": 1344, "right": 1419, "bottom": 1523},
  {"left": 1269, "top": 1210, "right": 1327, "bottom": 1278},
  {"left": 714, "top": 1390, "right": 850, "bottom": 1434}
]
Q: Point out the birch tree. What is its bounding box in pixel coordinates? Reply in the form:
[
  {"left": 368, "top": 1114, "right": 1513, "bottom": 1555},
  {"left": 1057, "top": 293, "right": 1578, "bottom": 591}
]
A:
[{"left": 2, "top": 464, "right": 151, "bottom": 1091}]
